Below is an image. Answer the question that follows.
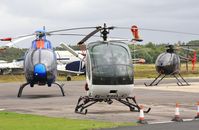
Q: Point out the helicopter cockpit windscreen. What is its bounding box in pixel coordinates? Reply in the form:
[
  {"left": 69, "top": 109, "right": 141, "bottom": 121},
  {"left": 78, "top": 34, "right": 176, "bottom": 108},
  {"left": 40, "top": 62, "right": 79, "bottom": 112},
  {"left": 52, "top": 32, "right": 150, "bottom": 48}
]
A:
[
  {"left": 25, "top": 49, "right": 57, "bottom": 72},
  {"left": 32, "top": 49, "right": 56, "bottom": 70},
  {"left": 88, "top": 41, "right": 133, "bottom": 85},
  {"left": 155, "top": 52, "right": 180, "bottom": 74}
]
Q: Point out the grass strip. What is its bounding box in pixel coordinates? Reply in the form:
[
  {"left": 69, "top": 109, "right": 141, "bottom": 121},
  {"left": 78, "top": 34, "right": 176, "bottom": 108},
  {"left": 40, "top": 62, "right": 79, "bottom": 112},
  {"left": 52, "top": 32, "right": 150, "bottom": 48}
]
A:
[{"left": 0, "top": 111, "right": 135, "bottom": 130}]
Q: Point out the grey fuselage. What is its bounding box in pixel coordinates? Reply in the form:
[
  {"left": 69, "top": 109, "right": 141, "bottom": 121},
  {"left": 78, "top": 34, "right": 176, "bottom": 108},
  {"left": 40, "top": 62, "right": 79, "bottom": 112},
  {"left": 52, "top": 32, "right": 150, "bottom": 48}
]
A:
[
  {"left": 24, "top": 48, "right": 57, "bottom": 86},
  {"left": 155, "top": 52, "right": 180, "bottom": 75}
]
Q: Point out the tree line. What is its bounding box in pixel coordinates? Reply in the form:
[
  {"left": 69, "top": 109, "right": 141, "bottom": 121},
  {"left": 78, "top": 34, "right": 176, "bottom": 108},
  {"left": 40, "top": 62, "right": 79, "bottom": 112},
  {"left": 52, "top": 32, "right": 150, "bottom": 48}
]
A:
[
  {"left": 0, "top": 40, "right": 199, "bottom": 63},
  {"left": 130, "top": 40, "right": 199, "bottom": 63}
]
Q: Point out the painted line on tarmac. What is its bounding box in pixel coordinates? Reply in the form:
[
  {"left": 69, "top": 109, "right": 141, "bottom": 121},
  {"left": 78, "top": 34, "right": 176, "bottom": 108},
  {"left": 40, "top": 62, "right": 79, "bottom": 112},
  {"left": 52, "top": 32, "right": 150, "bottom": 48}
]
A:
[
  {"left": 183, "top": 119, "right": 195, "bottom": 121},
  {"left": 149, "top": 118, "right": 196, "bottom": 125},
  {"left": 0, "top": 108, "right": 5, "bottom": 111},
  {"left": 149, "top": 121, "right": 173, "bottom": 125}
]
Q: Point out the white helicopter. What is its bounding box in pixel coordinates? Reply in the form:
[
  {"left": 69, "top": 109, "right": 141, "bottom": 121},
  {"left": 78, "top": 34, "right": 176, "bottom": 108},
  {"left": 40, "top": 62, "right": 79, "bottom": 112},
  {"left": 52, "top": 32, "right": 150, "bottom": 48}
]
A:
[{"left": 61, "top": 24, "right": 151, "bottom": 114}]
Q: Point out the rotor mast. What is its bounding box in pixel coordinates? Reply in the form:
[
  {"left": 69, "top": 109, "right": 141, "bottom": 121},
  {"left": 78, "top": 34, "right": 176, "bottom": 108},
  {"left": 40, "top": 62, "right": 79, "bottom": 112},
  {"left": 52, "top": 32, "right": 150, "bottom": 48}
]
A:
[{"left": 100, "top": 23, "right": 114, "bottom": 41}]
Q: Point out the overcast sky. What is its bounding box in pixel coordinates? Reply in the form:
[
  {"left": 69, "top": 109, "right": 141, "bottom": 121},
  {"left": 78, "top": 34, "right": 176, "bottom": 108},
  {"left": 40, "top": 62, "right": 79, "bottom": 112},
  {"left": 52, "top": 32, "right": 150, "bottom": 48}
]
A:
[{"left": 0, "top": 0, "right": 199, "bottom": 47}]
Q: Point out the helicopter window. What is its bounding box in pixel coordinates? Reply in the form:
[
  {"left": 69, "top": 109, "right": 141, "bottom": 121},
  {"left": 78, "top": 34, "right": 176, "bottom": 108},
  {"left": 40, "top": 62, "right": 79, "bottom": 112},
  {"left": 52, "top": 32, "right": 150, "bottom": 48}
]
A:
[
  {"left": 32, "top": 50, "right": 40, "bottom": 65},
  {"left": 40, "top": 50, "right": 56, "bottom": 70},
  {"left": 156, "top": 53, "right": 180, "bottom": 66},
  {"left": 31, "top": 49, "right": 56, "bottom": 70},
  {"left": 89, "top": 42, "right": 133, "bottom": 85},
  {"left": 24, "top": 49, "right": 35, "bottom": 70}
]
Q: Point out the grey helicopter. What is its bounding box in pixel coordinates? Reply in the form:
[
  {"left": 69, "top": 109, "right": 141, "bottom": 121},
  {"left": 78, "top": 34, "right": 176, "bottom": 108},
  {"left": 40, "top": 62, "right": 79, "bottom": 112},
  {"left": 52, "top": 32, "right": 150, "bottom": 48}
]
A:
[
  {"left": 0, "top": 26, "right": 113, "bottom": 97},
  {"left": 144, "top": 45, "right": 190, "bottom": 86},
  {"left": 1, "top": 29, "right": 65, "bottom": 97}
]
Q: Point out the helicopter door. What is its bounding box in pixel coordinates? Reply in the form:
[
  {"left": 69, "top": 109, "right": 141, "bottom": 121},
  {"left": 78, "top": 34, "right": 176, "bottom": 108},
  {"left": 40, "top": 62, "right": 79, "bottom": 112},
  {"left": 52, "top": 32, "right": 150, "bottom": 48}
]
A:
[{"left": 88, "top": 41, "right": 134, "bottom": 85}]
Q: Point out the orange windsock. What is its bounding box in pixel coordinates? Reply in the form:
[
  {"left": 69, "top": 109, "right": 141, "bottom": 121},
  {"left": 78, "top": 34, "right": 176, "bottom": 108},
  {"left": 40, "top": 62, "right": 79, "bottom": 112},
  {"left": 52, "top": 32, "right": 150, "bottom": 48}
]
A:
[
  {"left": 131, "top": 25, "right": 142, "bottom": 42},
  {"left": 131, "top": 25, "right": 139, "bottom": 39}
]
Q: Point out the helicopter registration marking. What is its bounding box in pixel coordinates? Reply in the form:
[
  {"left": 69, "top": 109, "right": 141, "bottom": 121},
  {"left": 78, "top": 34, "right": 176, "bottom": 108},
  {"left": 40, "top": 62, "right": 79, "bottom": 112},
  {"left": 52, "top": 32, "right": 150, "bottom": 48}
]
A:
[{"left": 107, "top": 94, "right": 119, "bottom": 98}]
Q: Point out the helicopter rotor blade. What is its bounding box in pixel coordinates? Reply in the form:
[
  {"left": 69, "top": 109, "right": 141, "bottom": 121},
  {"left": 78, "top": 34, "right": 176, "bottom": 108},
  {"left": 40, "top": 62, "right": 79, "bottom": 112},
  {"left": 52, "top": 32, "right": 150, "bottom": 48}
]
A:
[
  {"left": 5, "top": 35, "right": 35, "bottom": 47},
  {"left": 49, "top": 33, "right": 101, "bottom": 38},
  {"left": 178, "top": 46, "right": 195, "bottom": 52},
  {"left": 60, "top": 42, "right": 84, "bottom": 60},
  {"left": 77, "top": 27, "right": 102, "bottom": 45},
  {"left": 1, "top": 27, "right": 97, "bottom": 42},
  {"left": 50, "top": 33, "right": 130, "bottom": 41},
  {"left": 47, "top": 27, "right": 98, "bottom": 34},
  {"left": 140, "top": 28, "right": 199, "bottom": 36},
  {"left": 13, "top": 33, "right": 35, "bottom": 39},
  {"left": 115, "top": 26, "right": 199, "bottom": 36}
]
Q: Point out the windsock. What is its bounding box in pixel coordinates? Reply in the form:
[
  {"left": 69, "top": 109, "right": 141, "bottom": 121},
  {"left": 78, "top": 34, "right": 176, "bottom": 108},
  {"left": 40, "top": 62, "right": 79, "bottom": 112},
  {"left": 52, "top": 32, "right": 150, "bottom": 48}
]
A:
[
  {"left": 131, "top": 25, "right": 143, "bottom": 42},
  {"left": 192, "top": 51, "right": 197, "bottom": 71}
]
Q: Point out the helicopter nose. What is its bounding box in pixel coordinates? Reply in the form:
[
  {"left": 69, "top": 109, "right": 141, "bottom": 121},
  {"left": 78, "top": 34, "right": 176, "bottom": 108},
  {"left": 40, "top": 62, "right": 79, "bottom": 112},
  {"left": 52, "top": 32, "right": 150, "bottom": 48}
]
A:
[{"left": 34, "top": 64, "right": 46, "bottom": 77}]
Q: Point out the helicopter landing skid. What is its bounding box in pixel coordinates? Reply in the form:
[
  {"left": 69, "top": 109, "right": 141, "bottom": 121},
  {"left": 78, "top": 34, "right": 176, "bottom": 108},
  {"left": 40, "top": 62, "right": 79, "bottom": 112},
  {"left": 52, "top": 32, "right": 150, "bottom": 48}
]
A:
[
  {"left": 115, "top": 97, "right": 151, "bottom": 113},
  {"left": 173, "top": 74, "right": 190, "bottom": 86},
  {"left": 144, "top": 74, "right": 166, "bottom": 86},
  {"left": 75, "top": 96, "right": 151, "bottom": 115},
  {"left": 17, "top": 82, "right": 30, "bottom": 97},
  {"left": 17, "top": 82, "right": 65, "bottom": 97},
  {"left": 144, "top": 73, "right": 190, "bottom": 86},
  {"left": 52, "top": 83, "right": 65, "bottom": 96}
]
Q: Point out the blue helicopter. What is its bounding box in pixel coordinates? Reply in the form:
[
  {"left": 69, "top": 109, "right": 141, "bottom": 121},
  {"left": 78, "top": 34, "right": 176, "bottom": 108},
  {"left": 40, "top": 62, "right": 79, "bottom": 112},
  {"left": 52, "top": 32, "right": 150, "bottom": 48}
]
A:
[
  {"left": 1, "top": 26, "right": 101, "bottom": 97},
  {"left": 1, "top": 29, "right": 66, "bottom": 97}
]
